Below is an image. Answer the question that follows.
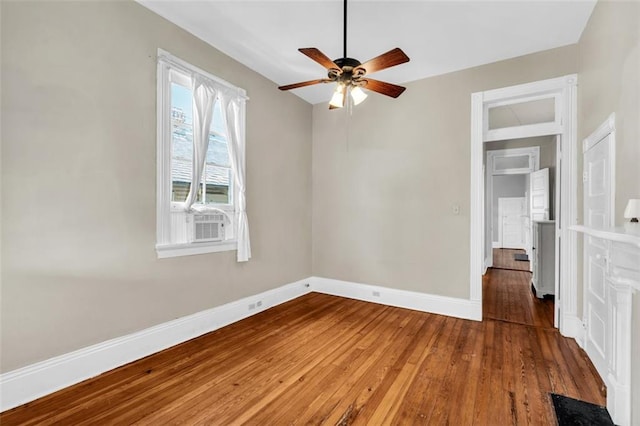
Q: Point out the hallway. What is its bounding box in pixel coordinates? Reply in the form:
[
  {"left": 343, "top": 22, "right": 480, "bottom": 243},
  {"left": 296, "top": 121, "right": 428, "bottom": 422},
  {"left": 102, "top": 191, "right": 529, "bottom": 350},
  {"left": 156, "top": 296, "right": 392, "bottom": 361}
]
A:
[{"left": 485, "top": 248, "right": 554, "bottom": 327}]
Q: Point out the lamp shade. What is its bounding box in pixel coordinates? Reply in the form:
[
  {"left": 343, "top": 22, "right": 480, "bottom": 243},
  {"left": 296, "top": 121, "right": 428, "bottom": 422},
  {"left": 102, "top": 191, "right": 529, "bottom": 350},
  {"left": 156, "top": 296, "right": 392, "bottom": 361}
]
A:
[
  {"left": 329, "top": 85, "right": 345, "bottom": 108},
  {"left": 350, "top": 86, "right": 368, "bottom": 105},
  {"left": 624, "top": 199, "right": 640, "bottom": 221}
]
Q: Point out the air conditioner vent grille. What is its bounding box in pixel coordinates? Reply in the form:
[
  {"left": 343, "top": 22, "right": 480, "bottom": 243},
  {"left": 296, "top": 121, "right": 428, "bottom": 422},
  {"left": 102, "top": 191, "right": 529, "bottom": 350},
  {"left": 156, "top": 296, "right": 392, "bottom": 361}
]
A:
[
  {"left": 191, "top": 213, "right": 225, "bottom": 243},
  {"left": 194, "top": 214, "right": 225, "bottom": 223}
]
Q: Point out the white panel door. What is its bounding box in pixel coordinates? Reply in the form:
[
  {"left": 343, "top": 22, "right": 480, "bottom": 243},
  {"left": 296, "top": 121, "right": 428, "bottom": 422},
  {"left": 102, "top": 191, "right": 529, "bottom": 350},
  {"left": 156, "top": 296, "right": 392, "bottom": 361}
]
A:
[
  {"left": 583, "top": 132, "right": 613, "bottom": 382},
  {"left": 499, "top": 197, "right": 526, "bottom": 249},
  {"left": 584, "top": 135, "right": 613, "bottom": 230},
  {"left": 530, "top": 168, "right": 550, "bottom": 221}
]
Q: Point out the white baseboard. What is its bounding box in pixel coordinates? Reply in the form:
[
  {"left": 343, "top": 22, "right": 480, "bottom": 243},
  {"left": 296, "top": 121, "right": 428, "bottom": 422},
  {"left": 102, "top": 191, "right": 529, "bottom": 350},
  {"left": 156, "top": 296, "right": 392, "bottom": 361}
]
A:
[
  {"left": 560, "top": 313, "right": 584, "bottom": 347},
  {"left": 0, "top": 278, "right": 312, "bottom": 412},
  {"left": 483, "top": 257, "right": 492, "bottom": 274},
  {"left": 492, "top": 241, "right": 501, "bottom": 248},
  {"left": 1, "top": 276, "right": 483, "bottom": 412},
  {"left": 310, "top": 277, "right": 482, "bottom": 322}
]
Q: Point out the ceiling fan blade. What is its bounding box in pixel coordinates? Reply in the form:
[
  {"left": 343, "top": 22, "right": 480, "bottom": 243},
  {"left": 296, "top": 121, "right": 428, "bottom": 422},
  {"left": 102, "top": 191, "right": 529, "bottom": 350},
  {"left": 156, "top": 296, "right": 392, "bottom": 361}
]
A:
[
  {"left": 362, "top": 79, "right": 406, "bottom": 98},
  {"left": 356, "top": 48, "right": 410, "bottom": 75},
  {"left": 299, "top": 48, "right": 340, "bottom": 71},
  {"left": 278, "top": 79, "right": 331, "bottom": 91}
]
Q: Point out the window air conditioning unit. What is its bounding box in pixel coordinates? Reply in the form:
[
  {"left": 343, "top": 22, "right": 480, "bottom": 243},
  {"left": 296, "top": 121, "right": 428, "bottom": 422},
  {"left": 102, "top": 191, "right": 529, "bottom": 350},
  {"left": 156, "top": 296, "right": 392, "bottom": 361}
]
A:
[{"left": 190, "top": 213, "right": 225, "bottom": 243}]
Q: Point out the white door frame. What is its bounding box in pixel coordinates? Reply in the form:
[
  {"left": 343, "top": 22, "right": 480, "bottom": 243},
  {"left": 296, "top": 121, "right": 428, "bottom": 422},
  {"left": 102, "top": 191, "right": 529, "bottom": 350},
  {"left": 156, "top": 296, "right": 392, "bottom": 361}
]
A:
[
  {"left": 485, "top": 147, "right": 539, "bottom": 270},
  {"left": 470, "top": 74, "right": 580, "bottom": 337}
]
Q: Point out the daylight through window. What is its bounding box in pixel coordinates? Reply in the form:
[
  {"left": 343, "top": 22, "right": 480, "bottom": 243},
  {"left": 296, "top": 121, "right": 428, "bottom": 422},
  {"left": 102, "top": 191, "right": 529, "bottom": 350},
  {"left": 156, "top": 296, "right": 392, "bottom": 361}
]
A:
[{"left": 156, "top": 50, "right": 250, "bottom": 260}]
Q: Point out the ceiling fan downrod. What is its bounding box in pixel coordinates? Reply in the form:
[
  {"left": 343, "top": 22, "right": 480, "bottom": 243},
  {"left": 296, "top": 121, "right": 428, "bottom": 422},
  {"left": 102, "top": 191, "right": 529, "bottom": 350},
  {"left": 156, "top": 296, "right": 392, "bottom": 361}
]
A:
[{"left": 343, "top": 0, "right": 347, "bottom": 60}]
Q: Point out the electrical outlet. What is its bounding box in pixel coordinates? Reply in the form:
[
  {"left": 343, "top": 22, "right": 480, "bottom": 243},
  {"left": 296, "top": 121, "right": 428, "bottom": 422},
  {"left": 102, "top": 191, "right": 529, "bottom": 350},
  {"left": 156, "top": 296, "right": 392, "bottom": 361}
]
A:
[
  {"left": 372, "top": 291, "right": 381, "bottom": 297},
  {"left": 304, "top": 283, "right": 310, "bottom": 288},
  {"left": 257, "top": 300, "right": 263, "bottom": 307},
  {"left": 248, "top": 303, "right": 256, "bottom": 310},
  {"left": 453, "top": 205, "right": 460, "bottom": 215}
]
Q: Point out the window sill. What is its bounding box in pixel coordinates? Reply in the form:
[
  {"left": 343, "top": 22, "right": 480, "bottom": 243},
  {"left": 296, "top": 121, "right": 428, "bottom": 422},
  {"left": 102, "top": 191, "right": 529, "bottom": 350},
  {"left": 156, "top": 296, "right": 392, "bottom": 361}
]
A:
[{"left": 156, "top": 240, "right": 237, "bottom": 259}]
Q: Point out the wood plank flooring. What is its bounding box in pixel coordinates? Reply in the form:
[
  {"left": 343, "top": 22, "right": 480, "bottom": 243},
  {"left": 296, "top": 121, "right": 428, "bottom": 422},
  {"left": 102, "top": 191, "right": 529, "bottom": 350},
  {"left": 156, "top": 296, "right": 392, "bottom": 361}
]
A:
[
  {"left": 493, "top": 248, "right": 531, "bottom": 271},
  {"left": 483, "top": 268, "right": 554, "bottom": 328},
  {"left": 1, "top": 286, "right": 603, "bottom": 425}
]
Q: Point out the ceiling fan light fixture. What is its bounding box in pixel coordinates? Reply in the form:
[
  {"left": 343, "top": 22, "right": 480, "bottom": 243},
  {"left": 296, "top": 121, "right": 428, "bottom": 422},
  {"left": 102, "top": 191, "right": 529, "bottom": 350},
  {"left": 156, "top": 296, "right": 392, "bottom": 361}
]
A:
[
  {"left": 329, "top": 84, "right": 346, "bottom": 108},
  {"left": 278, "top": 0, "right": 409, "bottom": 110},
  {"left": 350, "top": 86, "right": 367, "bottom": 105}
]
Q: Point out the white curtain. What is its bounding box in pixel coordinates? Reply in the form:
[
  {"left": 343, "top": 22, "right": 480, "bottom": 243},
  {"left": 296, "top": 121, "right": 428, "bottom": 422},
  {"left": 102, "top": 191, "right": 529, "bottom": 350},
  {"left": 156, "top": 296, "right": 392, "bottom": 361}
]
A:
[
  {"left": 184, "top": 75, "right": 218, "bottom": 211},
  {"left": 220, "top": 90, "right": 251, "bottom": 262}
]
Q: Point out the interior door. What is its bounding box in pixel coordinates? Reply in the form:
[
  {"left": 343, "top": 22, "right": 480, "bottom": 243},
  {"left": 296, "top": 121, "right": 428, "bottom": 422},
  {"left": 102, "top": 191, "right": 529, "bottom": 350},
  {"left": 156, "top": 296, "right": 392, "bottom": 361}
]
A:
[
  {"left": 499, "top": 197, "right": 525, "bottom": 249},
  {"left": 530, "top": 168, "right": 550, "bottom": 221},
  {"left": 583, "top": 132, "right": 613, "bottom": 381}
]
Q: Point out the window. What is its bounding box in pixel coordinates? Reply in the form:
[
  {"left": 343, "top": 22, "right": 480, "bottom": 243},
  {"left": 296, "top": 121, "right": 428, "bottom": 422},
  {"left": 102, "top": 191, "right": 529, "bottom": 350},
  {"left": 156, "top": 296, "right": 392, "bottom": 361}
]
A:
[
  {"left": 156, "top": 50, "right": 251, "bottom": 260},
  {"left": 170, "top": 83, "right": 233, "bottom": 206}
]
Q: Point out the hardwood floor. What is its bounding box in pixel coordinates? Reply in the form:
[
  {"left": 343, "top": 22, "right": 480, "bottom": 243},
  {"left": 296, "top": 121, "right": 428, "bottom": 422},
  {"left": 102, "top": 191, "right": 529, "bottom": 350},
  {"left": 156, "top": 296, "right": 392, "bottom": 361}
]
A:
[
  {"left": 1, "top": 290, "right": 603, "bottom": 425},
  {"left": 492, "top": 248, "right": 531, "bottom": 271},
  {"left": 483, "top": 268, "right": 554, "bottom": 328}
]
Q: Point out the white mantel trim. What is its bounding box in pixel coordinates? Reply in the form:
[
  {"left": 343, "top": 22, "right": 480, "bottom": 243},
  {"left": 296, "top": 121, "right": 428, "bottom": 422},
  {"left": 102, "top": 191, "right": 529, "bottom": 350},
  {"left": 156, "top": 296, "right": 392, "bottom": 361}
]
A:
[
  {"left": 570, "top": 225, "right": 640, "bottom": 249},
  {"left": 571, "top": 224, "right": 639, "bottom": 425}
]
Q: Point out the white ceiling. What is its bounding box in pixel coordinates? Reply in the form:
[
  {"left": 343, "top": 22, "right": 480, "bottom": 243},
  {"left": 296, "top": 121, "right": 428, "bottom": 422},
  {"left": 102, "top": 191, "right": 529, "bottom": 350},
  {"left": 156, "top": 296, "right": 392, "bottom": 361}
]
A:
[{"left": 138, "top": 0, "right": 596, "bottom": 105}]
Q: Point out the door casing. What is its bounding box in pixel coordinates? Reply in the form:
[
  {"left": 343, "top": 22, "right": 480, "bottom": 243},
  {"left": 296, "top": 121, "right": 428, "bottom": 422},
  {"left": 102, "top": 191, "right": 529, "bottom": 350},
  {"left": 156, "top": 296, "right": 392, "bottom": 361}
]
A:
[{"left": 470, "top": 75, "right": 579, "bottom": 337}]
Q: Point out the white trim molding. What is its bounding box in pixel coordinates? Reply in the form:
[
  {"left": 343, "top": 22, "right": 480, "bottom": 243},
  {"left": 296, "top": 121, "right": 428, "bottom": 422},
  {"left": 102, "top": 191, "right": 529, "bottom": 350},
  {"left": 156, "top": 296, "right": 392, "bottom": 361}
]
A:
[
  {"left": 0, "top": 275, "right": 484, "bottom": 413},
  {"left": 0, "top": 278, "right": 312, "bottom": 412},
  {"left": 470, "top": 74, "right": 579, "bottom": 333},
  {"left": 485, "top": 146, "right": 540, "bottom": 267},
  {"left": 470, "top": 91, "right": 484, "bottom": 303},
  {"left": 0, "top": 276, "right": 483, "bottom": 412},
  {"left": 155, "top": 49, "right": 248, "bottom": 259},
  {"left": 560, "top": 314, "right": 585, "bottom": 346},
  {"left": 583, "top": 113, "right": 616, "bottom": 153},
  {"left": 572, "top": 225, "right": 640, "bottom": 425},
  {"left": 311, "top": 277, "right": 482, "bottom": 322},
  {"left": 156, "top": 240, "right": 238, "bottom": 258}
]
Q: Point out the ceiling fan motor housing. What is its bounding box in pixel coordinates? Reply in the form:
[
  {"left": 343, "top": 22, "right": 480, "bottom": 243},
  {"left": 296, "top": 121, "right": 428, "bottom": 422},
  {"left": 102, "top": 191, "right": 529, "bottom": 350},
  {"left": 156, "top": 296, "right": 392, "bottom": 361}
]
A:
[
  {"left": 334, "top": 57, "right": 361, "bottom": 69},
  {"left": 331, "top": 57, "right": 366, "bottom": 84}
]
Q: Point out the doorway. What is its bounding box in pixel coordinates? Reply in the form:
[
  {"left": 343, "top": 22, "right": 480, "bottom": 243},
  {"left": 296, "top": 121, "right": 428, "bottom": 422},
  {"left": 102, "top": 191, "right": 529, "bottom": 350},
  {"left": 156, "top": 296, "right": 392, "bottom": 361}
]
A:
[
  {"left": 498, "top": 197, "right": 526, "bottom": 249},
  {"left": 470, "top": 75, "right": 580, "bottom": 337}
]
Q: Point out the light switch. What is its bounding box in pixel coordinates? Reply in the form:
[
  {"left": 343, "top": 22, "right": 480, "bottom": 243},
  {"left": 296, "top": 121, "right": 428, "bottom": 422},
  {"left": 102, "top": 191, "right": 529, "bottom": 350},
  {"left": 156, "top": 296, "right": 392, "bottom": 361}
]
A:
[{"left": 453, "top": 205, "right": 460, "bottom": 215}]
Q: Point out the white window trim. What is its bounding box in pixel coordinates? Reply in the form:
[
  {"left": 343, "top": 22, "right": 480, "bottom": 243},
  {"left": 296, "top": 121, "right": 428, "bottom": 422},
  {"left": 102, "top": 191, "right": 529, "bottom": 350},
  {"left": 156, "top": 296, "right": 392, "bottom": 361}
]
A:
[
  {"left": 483, "top": 92, "right": 563, "bottom": 142},
  {"left": 155, "top": 49, "right": 247, "bottom": 258},
  {"left": 486, "top": 146, "right": 540, "bottom": 175},
  {"left": 156, "top": 240, "right": 238, "bottom": 259}
]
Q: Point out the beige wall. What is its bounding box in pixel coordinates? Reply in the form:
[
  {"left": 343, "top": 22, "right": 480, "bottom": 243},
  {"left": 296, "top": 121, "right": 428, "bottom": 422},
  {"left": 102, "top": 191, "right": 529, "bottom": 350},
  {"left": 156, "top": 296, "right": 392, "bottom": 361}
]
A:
[
  {"left": 0, "top": 1, "right": 312, "bottom": 372},
  {"left": 578, "top": 1, "right": 640, "bottom": 225},
  {"left": 2, "top": 0, "right": 638, "bottom": 417},
  {"left": 577, "top": 1, "right": 640, "bottom": 422},
  {"left": 312, "top": 46, "right": 577, "bottom": 298}
]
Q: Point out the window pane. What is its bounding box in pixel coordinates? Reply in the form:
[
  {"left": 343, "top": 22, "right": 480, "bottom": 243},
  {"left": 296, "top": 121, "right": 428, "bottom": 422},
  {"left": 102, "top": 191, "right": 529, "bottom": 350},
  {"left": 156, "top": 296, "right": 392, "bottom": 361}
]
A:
[
  {"left": 211, "top": 100, "right": 226, "bottom": 136},
  {"left": 488, "top": 97, "right": 555, "bottom": 130},
  {"left": 171, "top": 82, "right": 194, "bottom": 202},
  {"left": 207, "top": 135, "right": 231, "bottom": 168},
  {"left": 203, "top": 164, "right": 231, "bottom": 204},
  {"left": 204, "top": 110, "right": 232, "bottom": 204},
  {"left": 494, "top": 155, "right": 530, "bottom": 171},
  {"left": 170, "top": 87, "right": 232, "bottom": 205}
]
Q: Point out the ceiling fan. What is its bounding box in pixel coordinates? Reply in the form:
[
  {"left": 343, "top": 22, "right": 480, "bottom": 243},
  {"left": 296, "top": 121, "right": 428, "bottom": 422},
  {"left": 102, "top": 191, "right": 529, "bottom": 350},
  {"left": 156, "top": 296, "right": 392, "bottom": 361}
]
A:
[{"left": 278, "top": 0, "right": 410, "bottom": 109}]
